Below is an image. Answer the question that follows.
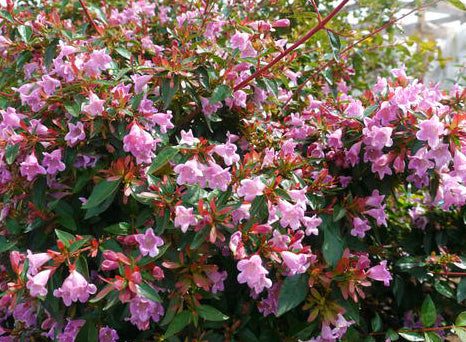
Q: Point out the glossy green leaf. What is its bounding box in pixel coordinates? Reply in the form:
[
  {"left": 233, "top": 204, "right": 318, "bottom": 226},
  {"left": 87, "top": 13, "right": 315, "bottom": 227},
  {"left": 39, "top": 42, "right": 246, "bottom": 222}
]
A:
[
  {"left": 421, "top": 295, "right": 436, "bottom": 327},
  {"left": 398, "top": 331, "right": 425, "bottom": 341},
  {"left": 147, "top": 147, "right": 179, "bottom": 175},
  {"left": 456, "top": 311, "right": 466, "bottom": 326},
  {"left": 5, "top": 143, "right": 20, "bottom": 164},
  {"left": 327, "top": 31, "right": 341, "bottom": 61},
  {"left": 0, "top": 236, "right": 16, "bottom": 253},
  {"left": 103, "top": 222, "right": 130, "bottom": 235},
  {"left": 458, "top": 278, "right": 466, "bottom": 303},
  {"left": 371, "top": 313, "right": 382, "bottom": 332},
  {"left": 277, "top": 274, "right": 309, "bottom": 317},
  {"left": 424, "top": 332, "right": 442, "bottom": 342},
  {"left": 161, "top": 75, "right": 179, "bottom": 109},
  {"left": 136, "top": 281, "right": 162, "bottom": 303},
  {"left": 322, "top": 215, "right": 344, "bottom": 266},
  {"left": 55, "top": 229, "right": 75, "bottom": 248},
  {"left": 82, "top": 179, "right": 121, "bottom": 209},
  {"left": 449, "top": 0, "right": 466, "bottom": 11},
  {"left": 165, "top": 311, "right": 192, "bottom": 337},
  {"left": 196, "top": 305, "right": 229, "bottom": 321},
  {"left": 209, "top": 84, "right": 231, "bottom": 104},
  {"left": 75, "top": 320, "right": 98, "bottom": 342},
  {"left": 454, "top": 327, "right": 466, "bottom": 342},
  {"left": 18, "top": 25, "right": 32, "bottom": 42}
]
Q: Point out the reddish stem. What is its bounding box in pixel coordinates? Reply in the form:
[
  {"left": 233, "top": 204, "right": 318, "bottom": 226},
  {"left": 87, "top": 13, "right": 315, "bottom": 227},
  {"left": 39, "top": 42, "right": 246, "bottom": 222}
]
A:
[
  {"left": 368, "top": 324, "right": 463, "bottom": 336},
  {"left": 78, "top": 0, "right": 103, "bottom": 35},
  {"left": 233, "top": 0, "right": 350, "bottom": 92},
  {"left": 435, "top": 271, "right": 466, "bottom": 276}
]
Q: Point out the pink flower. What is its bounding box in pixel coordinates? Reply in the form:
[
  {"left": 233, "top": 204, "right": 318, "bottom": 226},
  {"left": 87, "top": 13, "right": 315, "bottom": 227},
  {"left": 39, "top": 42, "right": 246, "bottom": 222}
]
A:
[
  {"left": 57, "top": 319, "right": 85, "bottom": 342},
  {"left": 272, "top": 18, "right": 290, "bottom": 27},
  {"left": 364, "top": 125, "right": 393, "bottom": 150},
  {"left": 65, "top": 122, "right": 86, "bottom": 147},
  {"left": 42, "top": 150, "right": 66, "bottom": 175},
  {"left": 27, "top": 269, "right": 51, "bottom": 297},
  {"left": 148, "top": 111, "right": 174, "bottom": 134},
  {"left": 82, "top": 92, "right": 105, "bottom": 117},
  {"left": 345, "top": 98, "right": 364, "bottom": 117},
  {"left": 1, "top": 107, "right": 26, "bottom": 129},
  {"left": 131, "top": 74, "right": 152, "bottom": 94},
  {"left": 237, "top": 255, "right": 272, "bottom": 293},
  {"left": 269, "top": 230, "right": 291, "bottom": 249},
  {"left": 350, "top": 217, "right": 371, "bottom": 238},
  {"left": 174, "top": 206, "right": 198, "bottom": 233},
  {"left": 367, "top": 261, "right": 392, "bottom": 286},
  {"left": 179, "top": 129, "right": 199, "bottom": 146},
  {"left": 237, "top": 176, "right": 266, "bottom": 202},
  {"left": 173, "top": 159, "right": 205, "bottom": 185},
  {"left": 371, "top": 154, "right": 392, "bottom": 179},
  {"left": 127, "top": 296, "right": 164, "bottom": 330},
  {"left": 281, "top": 251, "right": 312, "bottom": 276},
  {"left": 302, "top": 215, "right": 322, "bottom": 235},
  {"left": 213, "top": 142, "right": 240, "bottom": 166},
  {"left": 278, "top": 200, "right": 304, "bottom": 230},
  {"left": 27, "top": 250, "right": 52, "bottom": 275},
  {"left": 206, "top": 270, "right": 227, "bottom": 293},
  {"left": 20, "top": 153, "right": 46, "bottom": 181},
  {"left": 99, "top": 326, "right": 119, "bottom": 342},
  {"left": 201, "top": 97, "right": 223, "bottom": 116},
  {"left": 231, "top": 204, "right": 251, "bottom": 224},
  {"left": 37, "top": 75, "right": 60, "bottom": 96},
  {"left": 230, "top": 31, "right": 250, "bottom": 50},
  {"left": 416, "top": 115, "right": 445, "bottom": 149},
  {"left": 122, "top": 124, "right": 157, "bottom": 164},
  {"left": 83, "top": 48, "right": 112, "bottom": 76},
  {"left": 345, "top": 141, "right": 362, "bottom": 167},
  {"left": 135, "top": 228, "right": 164, "bottom": 257},
  {"left": 204, "top": 161, "right": 232, "bottom": 191},
  {"left": 327, "top": 129, "right": 343, "bottom": 149},
  {"left": 53, "top": 270, "right": 97, "bottom": 306}
]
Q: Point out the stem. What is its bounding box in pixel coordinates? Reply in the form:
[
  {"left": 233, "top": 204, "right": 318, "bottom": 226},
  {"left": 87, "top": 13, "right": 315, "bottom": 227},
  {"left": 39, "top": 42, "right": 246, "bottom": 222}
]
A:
[
  {"left": 435, "top": 271, "right": 466, "bottom": 276},
  {"left": 233, "top": 0, "right": 350, "bottom": 92},
  {"left": 368, "top": 324, "right": 464, "bottom": 336},
  {"left": 78, "top": 0, "right": 103, "bottom": 35},
  {"left": 282, "top": 0, "right": 443, "bottom": 107}
]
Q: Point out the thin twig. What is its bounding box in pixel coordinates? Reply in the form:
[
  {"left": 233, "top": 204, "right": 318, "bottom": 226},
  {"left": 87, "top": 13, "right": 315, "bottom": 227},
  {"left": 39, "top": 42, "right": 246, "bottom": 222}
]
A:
[
  {"left": 368, "top": 324, "right": 464, "bottom": 336},
  {"left": 78, "top": 0, "right": 103, "bottom": 35},
  {"left": 233, "top": 0, "right": 350, "bottom": 92}
]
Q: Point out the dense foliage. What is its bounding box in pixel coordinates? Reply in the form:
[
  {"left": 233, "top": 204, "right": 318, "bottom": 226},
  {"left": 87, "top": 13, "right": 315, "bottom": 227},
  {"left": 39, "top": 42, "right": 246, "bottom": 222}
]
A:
[{"left": 1, "top": 0, "right": 466, "bottom": 341}]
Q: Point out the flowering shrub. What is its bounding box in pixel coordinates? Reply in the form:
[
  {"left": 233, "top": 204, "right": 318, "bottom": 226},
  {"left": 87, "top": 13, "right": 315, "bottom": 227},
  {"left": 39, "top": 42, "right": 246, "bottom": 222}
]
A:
[{"left": 1, "top": 0, "right": 466, "bottom": 341}]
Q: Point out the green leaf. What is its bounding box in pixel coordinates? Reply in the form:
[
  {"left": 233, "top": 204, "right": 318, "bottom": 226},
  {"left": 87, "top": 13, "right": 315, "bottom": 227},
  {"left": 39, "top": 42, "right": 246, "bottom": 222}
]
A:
[
  {"left": 449, "top": 0, "right": 466, "bottom": 11},
  {"left": 249, "top": 195, "right": 268, "bottom": 223},
  {"left": 147, "top": 147, "right": 179, "bottom": 175},
  {"left": 434, "top": 278, "right": 455, "bottom": 299},
  {"left": 385, "top": 328, "right": 399, "bottom": 341},
  {"left": 456, "top": 311, "right": 466, "bottom": 326},
  {"left": 455, "top": 327, "right": 466, "bottom": 342},
  {"left": 196, "top": 66, "right": 210, "bottom": 88},
  {"left": 55, "top": 229, "right": 75, "bottom": 248},
  {"left": 398, "top": 331, "right": 425, "bottom": 341},
  {"left": 5, "top": 143, "right": 20, "bottom": 164},
  {"left": 321, "top": 215, "right": 344, "bottom": 266},
  {"left": 165, "top": 311, "right": 192, "bottom": 337},
  {"left": 196, "top": 305, "right": 229, "bottom": 321},
  {"left": 371, "top": 313, "right": 382, "bottom": 332},
  {"left": 209, "top": 85, "right": 231, "bottom": 104},
  {"left": 458, "top": 278, "right": 466, "bottom": 303},
  {"left": 45, "top": 39, "right": 59, "bottom": 68},
  {"left": 161, "top": 75, "right": 179, "bottom": 109},
  {"left": 18, "top": 25, "right": 32, "bottom": 42},
  {"left": 0, "top": 10, "right": 14, "bottom": 23},
  {"left": 396, "top": 257, "right": 419, "bottom": 270},
  {"left": 424, "top": 332, "right": 442, "bottom": 342},
  {"left": 103, "top": 222, "right": 130, "bottom": 235},
  {"left": 421, "top": 295, "right": 436, "bottom": 327},
  {"left": 333, "top": 205, "right": 346, "bottom": 222},
  {"left": 327, "top": 31, "right": 341, "bottom": 61},
  {"left": 82, "top": 179, "right": 121, "bottom": 209},
  {"left": 115, "top": 47, "right": 132, "bottom": 59},
  {"left": 136, "top": 281, "right": 162, "bottom": 303},
  {"left": 190, "top": 229, "right": 208, "bottom": 249},
  {"left": 0, "top": 236, "right": 16, "bottom": 253},
  {"left": 277, "top": 274, "right": 309, "bottom": 317},
  {"left": 75, "top": 320, "right": 98, "bottom": 342},
  {"left": 364, "top": 105, "right": 379, "bottom": 117}
]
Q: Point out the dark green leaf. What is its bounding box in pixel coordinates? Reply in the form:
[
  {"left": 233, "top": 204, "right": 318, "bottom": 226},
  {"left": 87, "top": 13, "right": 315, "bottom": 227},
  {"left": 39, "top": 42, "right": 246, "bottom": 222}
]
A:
[
  {"left": 277, "top": 274, "right": 309, "bottom": 317},
  {"left": 103, "top": 222, "right": 130, "bottom": 235},
  {"left": 0, "top": 10, "right": 14, "bottom": 23},
  {"left": 196, "top": 305, "right": 229, "bottom": 321},
  {"left": 386, "top": 328, "right": 399, "bottom": 341},
  {"left": 75, "top": 320, "right": 98, "bottom": 342},
  {"left": 136, "top": 281, "right": 162, "bottom": 303},
  {"left": 434, "top": 279, "right": 455, "bottom": 299},
  {"left": 82, "top": 179, "right": 121, "bottom": 209},
  {"left": 322, "top": 215, "right": 344, "bottom": 266},
  {"left": 190, "top": 229, "right": 208, "bottom": 249},
  {"left": 161, "top": 75, "right": 179, "bottom": 109},
  {"left": 209, "top": 85, "right": 231, "bottom": 104},
  {"left": 55, "top": 229, "right": 75, "bottom": 248},
  {"left": 424, "top": 332, "right": 442, "bottom": 342},
  {"left": 458, "top": 278, "right": 466, "bottom": 303},
  {"left": 5, "top": 143, "right": 20, "bottom": 164},
  {"left": 333, "top": 205, "right": 346, "bottom": 222},
  {"left": 18, "top": 25, "right": 32, "bottom": 42},
  {"left": 421, "top": 295, "right": 436, "bottom": 327},
  {"left": 0, "top": 236, "right": 16, "bottom": 253},
  {"left": 69, "top": 237, "right": 91, "bottom": 253},
  {"left": 396, "top": 257, "right": 419, "bottom": 271},
  {"left": 147, "top": 147, "right": 179, "bottom": 175},
  {"left": 45, "top": 39, "right": 59, "bottom": 68},
  {"left": 76, "top": 255, "right": 90, "bottom": 280},
  {"left": 165, "top": 311, "right": 192, "bottom": 337},
  {"left": 249, "top": 195, "right": 268, "bottom": 223},
  {"left": 196, "top": 66, "right": 210, "bottom": 89},
  {"left": 371, "top": 313, "right": 382, "bottom": 332},
  {"left": 115, "top": 47, "right": 132, "bottom": 59}
]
